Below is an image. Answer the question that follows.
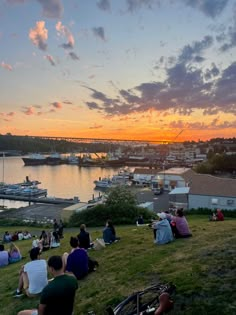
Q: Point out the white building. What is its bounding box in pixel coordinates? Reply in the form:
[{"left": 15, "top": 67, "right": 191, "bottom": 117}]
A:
[
  {"left": 133, "top": 168, "right": 159, "bottom": 185},
  {"left": 151, "top": 167, "right": 195, "bottom": 191}
]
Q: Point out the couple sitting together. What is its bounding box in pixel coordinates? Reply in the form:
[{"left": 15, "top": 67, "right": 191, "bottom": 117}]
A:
[{"left": 153, "top": 208, "right": 192, "bottom": 245}]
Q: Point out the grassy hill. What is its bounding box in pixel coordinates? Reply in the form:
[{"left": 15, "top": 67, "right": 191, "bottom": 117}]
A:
[{"left": 0, "top": 215, "right": 236, "bottom": 315}]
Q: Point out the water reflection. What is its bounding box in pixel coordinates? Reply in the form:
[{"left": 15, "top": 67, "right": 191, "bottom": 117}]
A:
[{"left": 0, "top": 156, "right": 126, "bottom": 208}]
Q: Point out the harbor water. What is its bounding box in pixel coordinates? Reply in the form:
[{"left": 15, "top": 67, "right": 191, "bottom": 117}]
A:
[{"left": 0, "top": 156, "right": 126, "bottom": 208}]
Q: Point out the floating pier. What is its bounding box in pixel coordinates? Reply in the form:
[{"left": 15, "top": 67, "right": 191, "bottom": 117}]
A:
[{"left": 0, "top": 194, "right": 78, "bottom": 205}]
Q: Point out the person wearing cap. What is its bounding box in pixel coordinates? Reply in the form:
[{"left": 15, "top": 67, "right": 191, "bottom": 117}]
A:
[
  {"left": 153, "top": 212, "right": 174, "bottom": 245},
  {"left": 14, "top": 247, "right": 48, "bottom": 297}
]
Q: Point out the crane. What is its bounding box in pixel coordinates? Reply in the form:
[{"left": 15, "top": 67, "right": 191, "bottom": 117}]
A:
[{"left": 173, "top": 129, "right": 184, "bottom": 142}]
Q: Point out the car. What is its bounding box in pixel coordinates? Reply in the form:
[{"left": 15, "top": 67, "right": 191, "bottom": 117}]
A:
[{"left": 153, "top": 187, "right": 164, "bottom": 195}]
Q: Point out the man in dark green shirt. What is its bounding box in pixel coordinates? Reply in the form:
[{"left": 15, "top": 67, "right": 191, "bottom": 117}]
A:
[{"left": 17, "top": 255, "right": 78, "bottom": 315}]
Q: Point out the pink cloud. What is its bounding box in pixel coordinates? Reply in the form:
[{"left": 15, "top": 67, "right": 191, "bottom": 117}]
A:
[
  {"left": 22, "top": 106, "right": 34, "bottom": 115},
  {"left": 56, "top": 21, "right": 75, "bottom": 49},
  {"left": 45, "top": 54, "right": 56, "bottom": 66},
  {"left": 6, "top": 111, "right": 15, "bottom": 116},
  {"left": 51, "top": 102, "right": 62, "bottom": 109},
  {"left": 1, "top": 62, "right": 13, "bottom": 71},
  {"left": 29, "top": 21, "right": 48, "bottom": 51}
]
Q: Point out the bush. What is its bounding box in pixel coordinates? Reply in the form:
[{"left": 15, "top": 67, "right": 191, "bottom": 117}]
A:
[
  {"left": 68, "top": 204, "right": 154, "bottom": 227},
  {"left": 186, "top": 208, "right": 236, "bottom": 217}
]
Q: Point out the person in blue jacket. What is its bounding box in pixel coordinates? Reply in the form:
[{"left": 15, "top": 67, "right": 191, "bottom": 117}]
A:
[
  {"left": 153, "top": 212, "right": 174, "bottom": 245},
  {"left": 103, "top": 220, "right": 120, "bottom": 244}
]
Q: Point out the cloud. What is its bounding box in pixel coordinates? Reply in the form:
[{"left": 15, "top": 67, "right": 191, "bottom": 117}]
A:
[
  {"left": 84, "top": 35, "right": 236, "bottom": 117},
  {"left": 6, "top": 0, "right": 26, "bottom": 4},
  {"left": 68, "top": 52, "right": 79, "bottom": 60},
  {"left": 56, "top": 21, "right": 75, "bottom": 49},
  {"left": 92, "top": 27, "right": 105, "bottom": 41},
  {"left": 45, "top": 54, "right": 56, "bottom": 66},
  {"left": 89, "top": 124, "right": 103, "bottom": 129},
  {"left": 86, "top": 101, "right": 102, "bottom": 110},
  {"left": 219, "top": 26, "right": 236, "bottom": 51},
  {"left": 36, "top": 0, "right": 63, "bottom": 19},
  {"left": 97, "top": 0, "right": 110, "bottom": 11},
  {"left": 126, "top": 0, "right": 159, "bottom": 12},
  {"left": 1, "top": 61, "right": 13, "bottom": 71},
  {"left": 6, "top": 111, "right": 15, "bottom": 116},
  {"left": 178, "top": 35, "right": 213, "bottom": 64},
  {"left": 183, "top": 0, "right": 229, "bottom": 18},
  {"left": 29, "top": 21, "right": 48, "bottom": 51},
  {"left": 51, "top": 101, "right": 62, "bottom": 109},
  {"left": 22, "top": 106, "right": 35, "bottom": 115}
]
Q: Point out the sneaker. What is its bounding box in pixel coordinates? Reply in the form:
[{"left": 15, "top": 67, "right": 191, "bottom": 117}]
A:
[{"left": 13, "top": 290, "right": 24, "bottom": 298}]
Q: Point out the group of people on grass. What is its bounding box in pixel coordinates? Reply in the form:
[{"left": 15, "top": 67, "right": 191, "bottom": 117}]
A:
[
  {"left": 152, "top": 208, "right": 192, "bottom": 245},
  {"left": 0, "top": 242, "right": 22, "bottom": 267},
  {"left": 3, "top": 230, "right": 32, "bottom": 242},
  {"left": 11, "top": 223, "right": 99, "bottom": 315}
]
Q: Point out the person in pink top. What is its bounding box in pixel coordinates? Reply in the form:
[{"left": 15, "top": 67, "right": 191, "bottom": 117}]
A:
[{"left": 171, "top": 208, "right": 192, "bottom": 238}]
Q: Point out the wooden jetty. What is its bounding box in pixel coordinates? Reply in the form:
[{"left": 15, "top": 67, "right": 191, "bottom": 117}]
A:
[{"left": 0, "top": 194, "right": 78, "bottom": 205}]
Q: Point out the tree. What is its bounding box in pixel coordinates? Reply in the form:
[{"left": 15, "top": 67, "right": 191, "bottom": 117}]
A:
[{"left": 105, "top": 186, "right": 137, "bottom": 207}]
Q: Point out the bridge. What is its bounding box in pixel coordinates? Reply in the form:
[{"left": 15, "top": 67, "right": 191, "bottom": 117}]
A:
[{"left": 13, "top": 135, "right": 172, "bottom": 144}]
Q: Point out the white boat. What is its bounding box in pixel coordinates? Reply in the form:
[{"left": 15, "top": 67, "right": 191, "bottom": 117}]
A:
[
  {"left": 4, "top": 185, "right": 23, "bottom": 195},
  {"left": 20, "top": 186, "right": 47, "bottom": 197},
  {"left": 94, "top": 177, "right": 112, "bottom": 188},
  {"left": 67, "top": 153, "right": 79, "bottom": 165}
]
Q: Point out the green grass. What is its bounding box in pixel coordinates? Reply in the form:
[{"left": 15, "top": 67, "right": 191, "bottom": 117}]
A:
[{"left": 0, "top": 216, "right": 236, "bottom": 315}]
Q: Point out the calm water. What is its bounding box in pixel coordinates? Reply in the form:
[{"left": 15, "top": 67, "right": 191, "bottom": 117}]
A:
[{"left": 0, "top": 156, "right": 123, "bottom": 208}]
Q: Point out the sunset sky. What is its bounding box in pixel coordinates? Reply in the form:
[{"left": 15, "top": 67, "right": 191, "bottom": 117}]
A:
[{"left": 0, "top": 0, "right": 236, "bottom": 142}]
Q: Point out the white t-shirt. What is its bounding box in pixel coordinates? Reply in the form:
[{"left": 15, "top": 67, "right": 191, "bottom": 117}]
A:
[{"left": 24, "top": 259, "right": 47, "bottom": 294}]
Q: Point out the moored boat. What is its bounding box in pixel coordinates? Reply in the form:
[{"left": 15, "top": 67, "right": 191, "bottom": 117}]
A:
[
  {"left": 22, "top": 153, "right": 46, "bottom": 166},
  {"left": 94, "top": 177, "right": 112, "bottom": 188}
]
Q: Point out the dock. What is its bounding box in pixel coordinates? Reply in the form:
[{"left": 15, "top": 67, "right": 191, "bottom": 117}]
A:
[{"left": 0, "top": 194, "right": 78, "bottom": 205}]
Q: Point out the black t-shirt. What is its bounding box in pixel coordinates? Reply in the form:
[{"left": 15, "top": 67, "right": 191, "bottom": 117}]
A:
[
  {"left": 40, "top": 274, "right": 78, "bottom": 315},
  {"left": 78, "top": 230, "right": 90, "bottom": 249}
]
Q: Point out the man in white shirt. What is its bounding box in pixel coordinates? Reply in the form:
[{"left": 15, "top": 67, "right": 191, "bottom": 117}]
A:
[{"left": 14, "top": 247, "right": 48, "bottom": 297}]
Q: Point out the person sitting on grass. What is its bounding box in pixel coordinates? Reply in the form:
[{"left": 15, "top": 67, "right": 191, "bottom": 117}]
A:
[
  {"left": 153, "top": 212, "right": 174, "bottom": 245},
  {"left": 77, "top": 224, "right": 92, "bottom": 250},
  {"left": 14, "top": 247, "right": 47, "bottom": 297},
  {"left": 50, "top": 231, "right": 60, "bottom": 248},
  {"left": 0, "top": 244, "right": 9, "bottom": 267},
  {"left": 216, "top": 209, "right": 224, "bottom": 221},
  {"left": 63, "top": 237, "right": 89, "bottom": 280},
  {"left": 3, "top": 231, "right": 12, "bottom": 243},
  {"left": 136, "top": 215, "right": 144, "bottom": 226},
  {"left": 171, "top": 208, "right": 192, "bottom": 238},
  {"left": 17, "top": 255, "right": 78, "bottom": 315},
  {"left": 103, "top": 219, "right": 120, "bottom": 244},
  {"left": 8, "top": 242, "right": 22, "bottom": 264},
  {"left": 39, "top": 230, "right": 51, "bottom": 251}
]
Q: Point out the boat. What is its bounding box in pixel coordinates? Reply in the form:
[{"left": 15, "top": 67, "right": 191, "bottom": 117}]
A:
[
  {"left": 20, "top": 186, "right": 47, "bottom": 197},
  {"left": 94, "top": 177, "right": 113, "bottom": 188},
  {"left": 22, "top": 153, "right": 46, "bottom": 166},
  {"left": 20, "top": 176, "right": 41, "bottom": 186},
  {"left": 67, "top": 153, "right": 79, "bottom": 165},
  {"left": 46, "top": 152, "right": 62, "bottom": 165},
  {"left": 4, "top": 184, "right": 22, "bottom": 195}
]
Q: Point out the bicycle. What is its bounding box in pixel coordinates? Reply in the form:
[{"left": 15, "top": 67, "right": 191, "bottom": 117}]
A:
[{"left": 105, "top": 283, "right": 176, "bottom": 315}]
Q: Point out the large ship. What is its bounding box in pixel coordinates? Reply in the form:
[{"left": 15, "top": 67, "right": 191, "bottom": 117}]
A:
[{"left": 22, "top": 153, "right": 46, "bottom": 166}]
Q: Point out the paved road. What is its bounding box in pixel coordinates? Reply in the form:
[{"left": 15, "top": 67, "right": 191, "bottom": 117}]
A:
[{"left": 135, "top": 189, "right": 169, "bottom": 212}]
